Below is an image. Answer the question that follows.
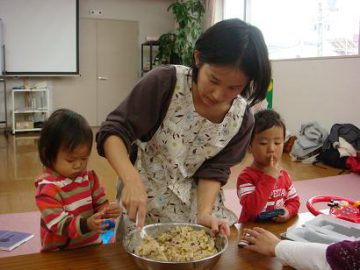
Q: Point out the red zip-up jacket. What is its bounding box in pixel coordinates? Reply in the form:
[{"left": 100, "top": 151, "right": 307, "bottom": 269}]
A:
[{"left": 237, "top": 167, "right": 300, "bottom": 223}]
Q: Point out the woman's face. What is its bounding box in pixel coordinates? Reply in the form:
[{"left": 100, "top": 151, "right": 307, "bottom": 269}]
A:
[{"left": 194, "top": 58, "right": 250, "bottom": 108}]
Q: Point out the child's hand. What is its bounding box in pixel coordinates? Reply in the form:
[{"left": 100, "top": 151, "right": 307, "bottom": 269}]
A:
[
  {"left": 272, "top": 207, "right": 290, "bottom": 223},
  {"left": 87, "top": 212, "right": 106, "bottom": 233},
  {"left": 102, "top": 202, "right": 121, "bottom": 219},
  {"left": 263, "top": 155, "right": 281, "bottom": 179}
]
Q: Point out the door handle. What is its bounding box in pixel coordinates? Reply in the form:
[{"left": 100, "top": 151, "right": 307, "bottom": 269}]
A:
[{"left": 98, "top": 76, "right": 109, "bottom": 80}]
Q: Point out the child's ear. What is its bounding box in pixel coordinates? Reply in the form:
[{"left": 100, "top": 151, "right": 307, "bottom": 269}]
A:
[{"left": 247, "top": 144, "right": 253, "bottom": 153}]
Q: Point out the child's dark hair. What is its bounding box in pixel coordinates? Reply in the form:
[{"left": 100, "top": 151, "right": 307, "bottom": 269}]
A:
[
  {"left": 192, "top": 18, "right": 271, "bottom": 107},
  {"left": 251, "top": 109, "right": 286, "bottom": 141},
  {"left": 38, "top": 109, "right": 93, "bottom": 169}
]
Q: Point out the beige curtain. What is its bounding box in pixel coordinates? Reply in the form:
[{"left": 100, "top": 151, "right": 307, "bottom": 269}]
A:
[{"left": 203, "top": 0, "right": 217, "bottom": 30}]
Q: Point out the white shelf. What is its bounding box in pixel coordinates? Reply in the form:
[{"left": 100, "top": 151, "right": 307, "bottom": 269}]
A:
[
  {"left": 11, "top": 87, "right": 50, "bottom": 135},
  {"left": 14, "top": 128, "right": 42, "bottom": 132},
  {"left": 12, "top": 88, "right": 48, "bottom": 93},
  {"left": 14, "top": 109, "right": 48, "bottom": 113}
]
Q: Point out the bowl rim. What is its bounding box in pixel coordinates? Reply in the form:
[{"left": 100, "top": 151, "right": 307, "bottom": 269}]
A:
[{"left": 123, "top": 222, "right": 229, "bottom": 264}]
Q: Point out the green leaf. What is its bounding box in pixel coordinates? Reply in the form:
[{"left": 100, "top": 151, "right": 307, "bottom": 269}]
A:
[{"left": 157, "top": 0, "right": 204, "bottom": 66}]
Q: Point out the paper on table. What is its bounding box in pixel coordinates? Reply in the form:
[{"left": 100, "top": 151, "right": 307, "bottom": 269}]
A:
[{"left": 0, "top": 230, "right": 34, "bottom": 251}]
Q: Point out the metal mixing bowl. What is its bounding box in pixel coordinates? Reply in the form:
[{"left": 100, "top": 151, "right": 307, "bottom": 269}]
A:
[{"left": 123, "top": 223, "right": 228, "bottom": 270}]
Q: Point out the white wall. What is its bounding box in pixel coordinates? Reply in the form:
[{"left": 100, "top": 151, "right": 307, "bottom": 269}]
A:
[
  {"left": 0, "top": 0, "right": 78, "bottom": 74},
  {"left": 0, "top": 0, "right": 174, "bottom": 126},
  {"left": 79, "top": 0, "right": 175, "bottom": 77},
  {"left": 1, "top": 1, "right": 360, "bottom": 133},
  {"left": 79, "top": 0, "right": 174, "bottom": 49},
  {"left": 272, "top": 56, "right": 360, "bottom": 134}
]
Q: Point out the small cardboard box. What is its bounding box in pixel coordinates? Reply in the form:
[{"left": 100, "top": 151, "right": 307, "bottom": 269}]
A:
[{"left": 16, "top": 121, "right": 33, "bottom": 129}]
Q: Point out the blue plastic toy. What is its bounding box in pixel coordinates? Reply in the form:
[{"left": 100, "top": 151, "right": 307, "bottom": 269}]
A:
[
  {"left": 102, "top": 219, "right": 115, "bottom": 230},
  {"left": 100, "top": 219, "right": 116, "bottom": 244}
]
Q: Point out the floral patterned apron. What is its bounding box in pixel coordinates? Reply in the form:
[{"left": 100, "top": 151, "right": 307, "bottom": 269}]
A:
[{"left": 116, "top": 66, "right": 247, "bottom": 240}]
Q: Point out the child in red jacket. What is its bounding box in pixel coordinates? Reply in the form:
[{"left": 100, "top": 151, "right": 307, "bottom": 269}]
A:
[{"left": 237, "top": 109, "right": 300, "bottom": 223}]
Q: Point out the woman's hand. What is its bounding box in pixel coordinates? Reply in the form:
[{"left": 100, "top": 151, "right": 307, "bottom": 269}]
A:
[
  {"left": 197, "top": 213, "right": 230, "bottom": 236},
  {"left": 103, "top": 135, "right": 148, "bottom": 228},
  {"left": 242, "top": 227, "right": 281, "bottom": 256},
  {"left": 120, "top": 170, "right": 147, "bottom": 228},
  {"left": 196, "top": 179, "right": 230, "bottom": 236}
]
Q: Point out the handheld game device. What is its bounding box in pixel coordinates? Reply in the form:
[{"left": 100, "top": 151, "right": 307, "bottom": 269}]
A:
[
  {"left": 256, "top": 208, "right": 286, "bottom": 222},
  {"left": 306, "top": 195, "right": 360, "bottom": 224}
]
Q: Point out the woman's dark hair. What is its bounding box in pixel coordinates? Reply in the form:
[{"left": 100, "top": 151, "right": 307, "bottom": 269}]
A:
[
  {"left": 251, "top": 109, "right": 286, "bottom": 142},
  {"left": 38, "top": 108, "right": 93, "bottom": 169},
  {"left": 192, "top": 18, "right": 271, "bottom": 107}
]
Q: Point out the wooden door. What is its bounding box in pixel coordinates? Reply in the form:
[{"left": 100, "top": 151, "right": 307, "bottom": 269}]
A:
[
  {"left": 52, "top": 18, "right": 98, "bottom": 126},
  {"left": 96, "top": 20, "right": 138, "bottom": 125}
]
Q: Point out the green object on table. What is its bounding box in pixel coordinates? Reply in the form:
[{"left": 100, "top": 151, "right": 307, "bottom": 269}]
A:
[{"left": 266, "top": 79, "right": 273, "bottom": 109}]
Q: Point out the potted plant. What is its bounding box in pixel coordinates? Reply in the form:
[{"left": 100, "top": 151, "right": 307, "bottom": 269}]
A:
[{"left": 157, "top": 0, "right": 205, "bottom": 66}]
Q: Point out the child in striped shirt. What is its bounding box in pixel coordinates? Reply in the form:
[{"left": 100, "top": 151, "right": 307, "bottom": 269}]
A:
[
  {"left": 35, "top": 109, "right": 121, "bottom": 251},
  {"left": 237, "top": 109, "right": 300, "bottom": 223}
]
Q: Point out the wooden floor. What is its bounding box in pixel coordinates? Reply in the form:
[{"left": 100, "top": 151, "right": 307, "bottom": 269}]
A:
[{"left": 0, "top": 129, "right": 344, "bottom": 215}]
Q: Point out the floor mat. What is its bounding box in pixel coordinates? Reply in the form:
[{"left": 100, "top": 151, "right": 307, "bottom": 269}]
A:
[{"left": 0, "top": 211, "right": 40, "bottom": 258}]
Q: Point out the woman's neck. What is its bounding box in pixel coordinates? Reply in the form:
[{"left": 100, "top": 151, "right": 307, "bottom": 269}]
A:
[{"left": 191, "top": 84, "right": 232, "bottom": 124}]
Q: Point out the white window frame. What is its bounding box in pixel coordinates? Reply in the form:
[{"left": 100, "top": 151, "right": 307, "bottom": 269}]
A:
[{"left": 223, "top": 0, "right": 360, "bottom": 60}]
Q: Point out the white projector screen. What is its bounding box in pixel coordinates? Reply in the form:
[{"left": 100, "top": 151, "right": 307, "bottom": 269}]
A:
[{"left": 0, "top": 0, "right": 79, "bottom": 75}]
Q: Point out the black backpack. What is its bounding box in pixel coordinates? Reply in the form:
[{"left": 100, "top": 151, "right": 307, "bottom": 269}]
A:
[
  {"left": 317, "top": 123, "right": 360, "bottom": 169},
  {"left": 317, "top": 146, "right": 348, "bottom": 169}
]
